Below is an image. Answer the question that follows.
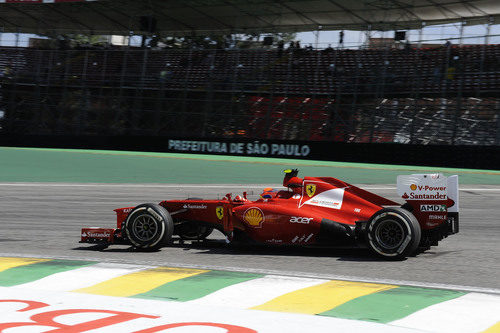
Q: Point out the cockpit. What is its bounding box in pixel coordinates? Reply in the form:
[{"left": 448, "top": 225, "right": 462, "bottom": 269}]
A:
[
  {"left": 257, "top": 169, "right": 304, "bottom": 201},
  {"left": 226, "top": 169, "right": 304, "bottom": 203}
]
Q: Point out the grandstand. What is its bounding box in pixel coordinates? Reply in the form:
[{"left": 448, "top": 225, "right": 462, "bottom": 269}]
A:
[{"left": 0, "top": 0, "right": 499, "bottom": 165}]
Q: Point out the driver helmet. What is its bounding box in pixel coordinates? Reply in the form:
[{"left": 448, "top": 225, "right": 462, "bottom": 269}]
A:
[{"left": 261, "top": 188, "right": 278, "bottom": 199}]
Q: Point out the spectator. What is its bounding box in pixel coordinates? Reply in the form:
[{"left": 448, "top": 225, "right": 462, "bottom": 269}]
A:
[
  {"left": 159, "top": 64, "right": 172, "bottom": 85},
  {"left": 1, "top": 60, "right": 13, "bottom": 79},
  {"left": 339, "top": 30, "right": 344, "bottom": 48},
  {"left": 336, "top": 64, "right": 345, "bottom": 77},
  {"left": 404, "top": 40, "right": 411, "bottom": 53},
  {"left": 328, "top": 63, "right": 335, "bottom": 73},
  {"left": 179, "top": 57, "right": 189, "bottom": 68},
  {"left": 277, "top": 40, "right": 284, "bottom": 58},
  {"left": 446, "top": 66, "right": 456, "bottom": 80},
  {"left": 433, "top": 65, "right": 442, "bottom": 84}
]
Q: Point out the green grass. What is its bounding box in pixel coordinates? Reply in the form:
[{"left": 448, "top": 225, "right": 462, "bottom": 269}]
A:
[{"left": 1, "top": 147, "right": 498, "bottom": 184}]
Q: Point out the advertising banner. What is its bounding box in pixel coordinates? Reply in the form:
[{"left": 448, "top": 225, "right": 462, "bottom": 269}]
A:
[
  {"left": 1, "top": 134, "right": 499, "bottom": 169},
  {"left": 167, "top": 139, "right": 311, "bottom": 158}
]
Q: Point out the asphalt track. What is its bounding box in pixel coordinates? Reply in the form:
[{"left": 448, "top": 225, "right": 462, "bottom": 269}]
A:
[{"left": 0, "top": 183, "right": 499, "bottom": 292}]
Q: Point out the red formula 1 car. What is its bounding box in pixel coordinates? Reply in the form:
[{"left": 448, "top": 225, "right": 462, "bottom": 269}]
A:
[{"left": 80, "top": 170, "right": 459, "bottom": 259}]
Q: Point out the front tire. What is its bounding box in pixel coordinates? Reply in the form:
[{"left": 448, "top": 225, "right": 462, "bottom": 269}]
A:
[
  {"left": 124, "top": 203, "right": 173, "bottom": 250},
  {"left": 367, "top": 207, "right": 421, "bottom": 260}
]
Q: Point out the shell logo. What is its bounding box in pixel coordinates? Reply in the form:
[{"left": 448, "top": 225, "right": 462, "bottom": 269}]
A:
[
  {"left": 243, "top": 207, "right": 264, "bottom": 227},
  {"left": 410, "top": 184, "right": 417, "bottom": 191}
]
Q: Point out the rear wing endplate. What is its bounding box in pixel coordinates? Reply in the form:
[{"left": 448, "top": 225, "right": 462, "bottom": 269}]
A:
[
  {"left": 397, "top": 173, "right": 458, "bottom": 210},
  {"left": 397, "top": 173, "right": 459, "bottom": 232}
]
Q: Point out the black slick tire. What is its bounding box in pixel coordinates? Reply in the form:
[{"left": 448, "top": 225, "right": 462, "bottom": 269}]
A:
[
  {"left": 123, "top": 203, "right": 173, "bottom": 250},
  {"left": 366, "top": 207, "right": 421, "bottom": 260}
]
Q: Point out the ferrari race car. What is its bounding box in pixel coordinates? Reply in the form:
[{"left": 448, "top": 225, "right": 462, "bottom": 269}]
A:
[{"left": 80, "top": 170, "right": 459, "bottom": 259}]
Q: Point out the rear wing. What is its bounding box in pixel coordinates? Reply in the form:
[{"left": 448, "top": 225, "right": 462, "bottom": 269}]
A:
[{"left": 397, "top": 174, "right": 459, "bottom": 233}]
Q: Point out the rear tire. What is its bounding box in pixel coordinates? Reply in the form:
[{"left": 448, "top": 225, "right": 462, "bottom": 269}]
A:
[
  {"left": 367, "top": 207, "right": 421, "bottom": 260},
  {"left": 124, "top": 203, "right": 173, "bottom": 250}
]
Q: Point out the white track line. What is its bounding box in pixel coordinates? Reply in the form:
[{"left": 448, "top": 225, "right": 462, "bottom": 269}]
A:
[
  {"left": 12, "top": 263, "right": 148, "bottom": 292},
  {"left": 186, "top": 275, "right": 326, "bottom": 309},
  {"left": 390, "top": 293, "right": 500, "bottom": 333},
  {"left": 2, "top": 253, "right": 500, "bottom": 296}
]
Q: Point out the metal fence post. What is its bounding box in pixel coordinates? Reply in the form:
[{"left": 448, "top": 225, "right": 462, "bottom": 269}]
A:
[
  {"left": 451, "top": 81, "right": 463, "bottom": 145},
  {"left": 496, "top": 102, "right": 500, "bottom": 146}
]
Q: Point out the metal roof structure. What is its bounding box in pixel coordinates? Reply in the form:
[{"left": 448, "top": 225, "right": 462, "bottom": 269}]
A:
[{"left": 1, "top": 0, "right": 499, "bottom": 35}]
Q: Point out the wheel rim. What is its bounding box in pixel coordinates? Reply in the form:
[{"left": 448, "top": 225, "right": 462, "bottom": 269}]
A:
[
  {"left": 375, "top": 219, "right": 405, "bottom": 250},
  {"left": 132, "top": 214, "right": 158, "bottom": 241}
]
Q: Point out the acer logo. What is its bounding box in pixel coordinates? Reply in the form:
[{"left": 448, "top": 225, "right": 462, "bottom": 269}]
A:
[
  {"left": 0, "top": 299, "right": 256, "bottom": 333},
  {"left": 290, "top": 216, "right": 313, "bottom": 224}
]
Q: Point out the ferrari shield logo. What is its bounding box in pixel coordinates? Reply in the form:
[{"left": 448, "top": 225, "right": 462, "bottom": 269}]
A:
[
  {"left": 216, "top": 206, "right": 224, "bottom": 220},
  {"left": 306, "top": 184, "right": 316, "bottom": 197}
]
